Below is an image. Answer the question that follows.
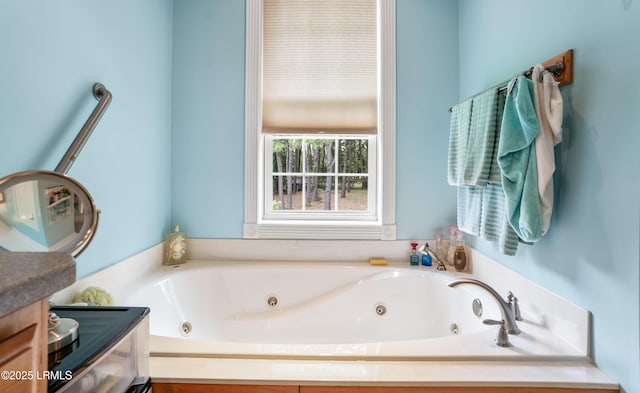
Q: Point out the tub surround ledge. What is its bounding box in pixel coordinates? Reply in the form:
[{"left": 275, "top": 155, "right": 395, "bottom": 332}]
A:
[
  {"left": 0, "top": 252, "right": 75, "bottom": 317},
  {"left": 150, "top": 357, "right": 618, "bottom": 390}
]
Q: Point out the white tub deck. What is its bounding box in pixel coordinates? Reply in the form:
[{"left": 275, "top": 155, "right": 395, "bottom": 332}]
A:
[
  {"left": 150, "top": 357, "right": 616, "bottom": 389},
  {"left": 52, "top": 241, "right": 619, "bottom": 389}
]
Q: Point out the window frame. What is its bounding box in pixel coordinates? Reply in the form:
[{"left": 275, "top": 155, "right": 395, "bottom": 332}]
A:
[{"left": 243, "top": 0, "right": 396, "bottom": 240}]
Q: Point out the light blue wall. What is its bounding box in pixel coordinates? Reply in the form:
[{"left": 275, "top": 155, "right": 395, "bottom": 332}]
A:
[
  {"left": 2, "top": 1, "right": 638, "bottom": 390},
  {"left": 458, "top": 1, "right": 640, "bottom": 392},
  {"left": 0, "top": 0, "right": 174, "bottom": 278},
  {"left": 171, "top": 0, "right": 246, "bottom": 237},
  {"left": 396, "top": 0, "right": 459, "bottom": 239},
  {"left": 170, "top": 0, "right": 460, "bottom": 238}
]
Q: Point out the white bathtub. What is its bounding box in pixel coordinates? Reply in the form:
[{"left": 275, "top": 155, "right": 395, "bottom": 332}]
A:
[{"left": 119, "top": 260, "right": 585, "bottom": 360}]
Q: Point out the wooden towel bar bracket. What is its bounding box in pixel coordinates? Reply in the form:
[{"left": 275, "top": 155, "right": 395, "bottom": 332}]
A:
[{"left": 529, "top": 49, "right": 574, "bottom": 86}]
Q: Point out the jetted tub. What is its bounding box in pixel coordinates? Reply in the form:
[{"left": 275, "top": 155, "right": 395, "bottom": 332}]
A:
[{"left": 119, "top": 260, "right": 586, "bottom": 360}]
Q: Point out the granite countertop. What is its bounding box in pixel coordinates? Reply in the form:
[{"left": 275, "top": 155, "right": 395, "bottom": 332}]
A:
[{"left": 0, "top": 252, "right": 75, "bottom": 317}]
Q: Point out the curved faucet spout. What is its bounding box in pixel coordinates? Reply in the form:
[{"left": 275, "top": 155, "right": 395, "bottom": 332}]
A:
[{"left": 448, "top": 278, "right": 521, "bottom": 334}]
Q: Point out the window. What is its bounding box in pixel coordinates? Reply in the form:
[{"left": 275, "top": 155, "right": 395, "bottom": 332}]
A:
[
  {"left": 265, "top": 135, "right": 375, "bottom": 218},
  {"left": 244, "top": 0, "right": 396, "bottom": 239}
]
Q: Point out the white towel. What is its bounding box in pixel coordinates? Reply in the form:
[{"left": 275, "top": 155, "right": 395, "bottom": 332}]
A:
[{"left": 532, "top": 64, "right": 563, "bottom": 235}]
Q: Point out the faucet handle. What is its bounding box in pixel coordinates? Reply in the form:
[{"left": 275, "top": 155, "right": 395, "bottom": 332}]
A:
[
  {"left": 483, "top": 318, "right": 502, "bottom": 326},
  {"left": 508, "top": 291, "right": 523, "bottom": 321},
  {"left": 483, "top": 319, "right": 511, "bottom": 347}
]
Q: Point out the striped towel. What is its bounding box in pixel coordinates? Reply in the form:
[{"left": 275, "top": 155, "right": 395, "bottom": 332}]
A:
[
  {"left": 480, "top": 185, "right": 519, "bottom": 256},
  {"left": 456, "top": 185, "right": 519, "bottom": 256},
  {"left": 487, "top": 89, "right": 507, "bottom": 184},
  {"left": 448, "top": 88, "right": 500, "bottom": 186},
  {"left": 457, "top": 186, "right": 483, "bottom": 235},
  {"left": 454, "top": 87, "right": 519, "bottom": 256},
  {"left": 448, "top": 97, "right": 473, "bottom": 185}
]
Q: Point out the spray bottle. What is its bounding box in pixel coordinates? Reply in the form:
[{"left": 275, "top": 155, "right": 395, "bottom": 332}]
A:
[{"left": 409, "top": 242, "right": 420, "bottom": 266}]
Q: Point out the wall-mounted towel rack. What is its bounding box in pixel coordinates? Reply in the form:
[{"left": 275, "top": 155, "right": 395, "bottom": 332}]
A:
[
  {"left": 523, "top": 49, "right": 573, "bottom": 86},
  {"left": 448, "top": 49, "right": 573, "bottom": 112},
  {"left": 55, "top": 83, "right": 112, "bottom": 175}
]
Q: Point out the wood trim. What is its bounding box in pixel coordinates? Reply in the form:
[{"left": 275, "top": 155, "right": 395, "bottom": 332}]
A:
[
  {"left": 301, "top": 387, "right": 618, "bottom": 393},
  {"left": 152, "top": 384, "right": 618, "bottom": 393},
  {"left": 152, "top": 384, "right": 298, "bottom": 393}
]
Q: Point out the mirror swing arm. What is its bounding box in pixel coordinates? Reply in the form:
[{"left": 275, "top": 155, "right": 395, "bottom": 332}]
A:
[{"left": 0, "top": 83, "right": 111, "bottom": 257}]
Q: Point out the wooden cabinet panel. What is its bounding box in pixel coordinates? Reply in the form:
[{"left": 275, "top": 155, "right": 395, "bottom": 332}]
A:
[
  {"left": 153, "top": 384, "right": 618, "bottom": 393},
  {"left": 0, "top": 299, "right": 47, "bottom": 393},
  {"left": 0, "top": 325, "right": 37, "bottom": 393},
  {"left": 152, "top": 383, "right": 299, "bottom": 393},
  {"left": 300, "top": 387, "right": 619, "bottom": 393}
]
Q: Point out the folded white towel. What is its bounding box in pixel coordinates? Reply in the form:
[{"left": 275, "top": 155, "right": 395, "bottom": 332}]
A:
[{"left": 532, "top": 64, "right": 563, "bottom": 235}]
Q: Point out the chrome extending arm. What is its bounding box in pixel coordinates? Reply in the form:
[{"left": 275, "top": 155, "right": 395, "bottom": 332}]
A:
[
  {"left": 55, "top": 83, "right": 112, "bottom": 175},
  {"left": 448, "top": 278, "right": 521, "bottom": 334}
]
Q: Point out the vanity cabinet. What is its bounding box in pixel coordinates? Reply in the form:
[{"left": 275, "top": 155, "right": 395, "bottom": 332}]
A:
[
  {"left": 0, "top": 252, "right": 75, "bottom": 393},
  {"left": 152, "top": 384, "right": 619, "bottom": 393},
  {"left": 0, "top": 298, "right": 48, "bottom": 393}
]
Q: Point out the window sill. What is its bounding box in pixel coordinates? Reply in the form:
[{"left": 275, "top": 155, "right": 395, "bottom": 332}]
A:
[{"left": 243, "top": 222, "right": 396, "bottom": 240}]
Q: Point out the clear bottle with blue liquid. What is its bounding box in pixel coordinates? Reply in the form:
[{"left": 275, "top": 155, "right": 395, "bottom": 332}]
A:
[{"left": 421, "top": 242, "right": 432, "bottom": 266}]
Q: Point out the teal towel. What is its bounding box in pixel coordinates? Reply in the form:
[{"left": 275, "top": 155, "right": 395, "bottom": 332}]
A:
[
  {"left": 466, "top": 88, "right": 500, "bottom": 184},
  {"left": 457, "top": 184, "right": 519, "bottom": 256},
  {"left": 448, "top": 88, "right": 500, "bottom": 186},
  {"left": 487, "top": 89, "right": 507, "bottom": 184},
  {"left": 498, "top": 77, "right": 543, "bottom": 242},
  {"left": 482, "top": 89, "right": 518, "bottom": 255},
  {"left": 448, "top": 98, "right": 473, "bottom": 185},
  {"left": 480, "top": 185, "right": 519, "bottom": 256},
  {"left": 456, "top": 87, "right": 519, "bottom": 256},
  {"left": 456, "top": 186, "right": 483, "bottom": 235}
]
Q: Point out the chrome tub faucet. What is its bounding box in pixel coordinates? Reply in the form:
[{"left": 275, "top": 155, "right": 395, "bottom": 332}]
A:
[{"left": 448, "top": 278, "right": 522, "bottom": 336}]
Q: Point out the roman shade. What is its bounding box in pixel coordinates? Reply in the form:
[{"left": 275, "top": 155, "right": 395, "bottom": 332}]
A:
[{"left": 262, "top": 0, "right": 377, "bottom": 134}]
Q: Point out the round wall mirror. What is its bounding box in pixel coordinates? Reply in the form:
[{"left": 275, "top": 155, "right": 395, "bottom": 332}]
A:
[{"left": 0, "top": 170, "right": 98, "bottom": 257}]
